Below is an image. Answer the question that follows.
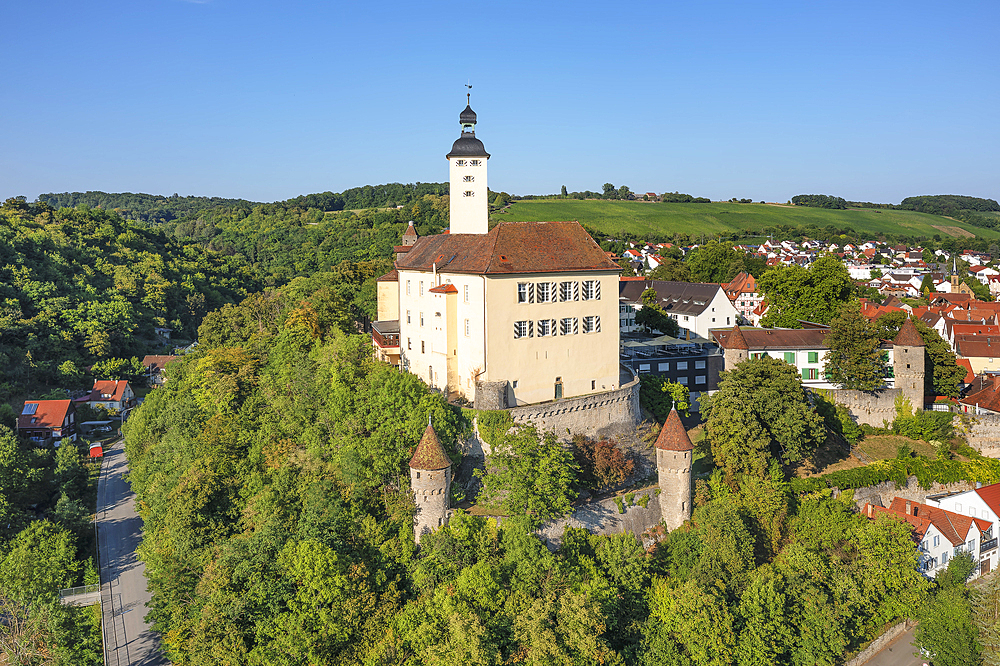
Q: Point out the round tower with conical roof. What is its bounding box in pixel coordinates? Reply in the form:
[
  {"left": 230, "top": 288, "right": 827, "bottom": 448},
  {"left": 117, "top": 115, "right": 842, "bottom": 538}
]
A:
[
  {"left": 893, "top": 318, "right": 926, "bottom": 411},
  {"left": 724, "top": 324, "right": 750, "bottom": 371},
  {"left": 410, "top": 420, "right": 452, "bottom": 543},
  {"left": 446, "top": 94, "right": 490, "bottom": 235},
  {"left": 655, "top": 407, "right": 694, "bottom": 531}
]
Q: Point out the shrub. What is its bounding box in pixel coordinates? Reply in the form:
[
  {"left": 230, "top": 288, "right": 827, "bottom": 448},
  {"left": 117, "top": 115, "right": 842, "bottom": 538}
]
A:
[
  {"left": 572, "top": 435, "right": 635, "bottom": 490},
  {"left": 614, "top": 496, "right": 625, "bottom": 514}
]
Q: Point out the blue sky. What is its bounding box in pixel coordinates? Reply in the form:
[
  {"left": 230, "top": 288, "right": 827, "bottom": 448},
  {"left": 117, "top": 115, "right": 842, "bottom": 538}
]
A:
[{"left": 3, "top": 0, "right": 998, "bottom": 204}]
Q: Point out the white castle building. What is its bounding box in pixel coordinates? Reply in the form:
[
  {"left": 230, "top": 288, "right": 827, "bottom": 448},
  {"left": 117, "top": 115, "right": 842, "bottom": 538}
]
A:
[{"left": 374, "top": 101, "right": 622, "bottom": 407}]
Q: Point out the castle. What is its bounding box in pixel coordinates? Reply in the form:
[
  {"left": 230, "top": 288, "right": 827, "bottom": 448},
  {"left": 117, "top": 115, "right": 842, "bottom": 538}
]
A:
[{"left": 391, "top": 100, "right": 691, "bottom": 542}]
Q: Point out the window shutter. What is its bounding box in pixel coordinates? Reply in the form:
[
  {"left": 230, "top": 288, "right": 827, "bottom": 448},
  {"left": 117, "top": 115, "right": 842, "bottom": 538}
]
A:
[
  {"left": 573, "top": 282, "right": 579, "bottom": 301},
  {"left": 528, "top": 320, "right": 534, "bottom": 337},
  {"left": 595, "top": 316, "right": 601, "bottom": 333},
  {"left": 574, "top": 318, "right": 579, "bottom": 334},
  {"left": 528, "top": 283, "right": 534, "bottom": 303},
  {"left": 594, "top": 281, "right": 601, "bottom": 300}
]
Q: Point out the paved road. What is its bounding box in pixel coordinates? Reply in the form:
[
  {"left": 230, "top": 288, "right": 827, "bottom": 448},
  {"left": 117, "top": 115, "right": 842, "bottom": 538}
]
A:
[
  {"left": 97, "top": 437, "right": 168, "bottom": 666},
  {"left": 863, "top": 627, "right": 925, "bottom": 666}
]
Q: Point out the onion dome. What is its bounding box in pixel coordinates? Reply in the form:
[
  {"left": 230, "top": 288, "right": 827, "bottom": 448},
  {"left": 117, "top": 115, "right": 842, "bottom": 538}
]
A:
[
  {"left": 409, "top": 421, "right": 451, "bottom": 470},
  {"left": 655, "top": 408, "right": 694, "bottom": 451},
  {"left": 447, "top": 135, "right": 490, "bottom": 158},
  {"left": 460, "top": 104, "right": 477, "bottom": 126},
  {"left": 893, "top": 318, "right": 925, "bottom": 347}
]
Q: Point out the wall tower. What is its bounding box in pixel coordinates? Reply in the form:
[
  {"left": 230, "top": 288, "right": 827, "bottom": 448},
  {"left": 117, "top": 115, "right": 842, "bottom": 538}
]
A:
[
  {"left": 655, "top": 407, "right": 693, "bottom": 531},
  {"left": 446, "top": 95, "right": 490, "bottom": 234},
  {"left": 409, "top": 420, "right": 452, "bottom": 544},
  {"left": 723, "top": 324, "right": 750, "bottom": 371},
  {"left": 893, "top": 318, "right": 926, "bottom": 411}
]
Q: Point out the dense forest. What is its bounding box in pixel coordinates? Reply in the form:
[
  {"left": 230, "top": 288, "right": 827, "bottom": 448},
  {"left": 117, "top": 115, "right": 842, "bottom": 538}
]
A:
[
  {"left": 789, "top": 193, "right": 1000, "bottom": 231},
  {"left": 121, "top": 279, "right": 946, "bottom": 665}
]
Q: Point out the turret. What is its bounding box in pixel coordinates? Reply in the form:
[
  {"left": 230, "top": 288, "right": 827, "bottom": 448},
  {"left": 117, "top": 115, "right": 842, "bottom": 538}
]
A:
[
  {"left": 655, "top": 407, "right": 693, "bottom": 531},
  {"left": 893, "top": 318, "right": 926, "bottom": 412},
  {"left": 723, "top": 324, "right": 749, "bottom": 371},
  {"left": 409, "top": 419, "right": 452, "bottom": 543}
]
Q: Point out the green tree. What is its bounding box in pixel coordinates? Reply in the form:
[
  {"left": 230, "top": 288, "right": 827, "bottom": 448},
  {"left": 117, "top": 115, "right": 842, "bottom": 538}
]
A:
[
  {"left": 964, "top": 275, "right": 992, "bottom": 301},
  {"left": 873, "top": 312, "right": 966, "bottom": 398},
  {"left": 0, "top": 521, "right": 81, "bottom": 604},
  {"left": 701, "top": 356, "right": 825, "bottom": 477},
  {"left": 686, "top": 242, "right": 743, "bottom": 283},
  {"left": 90, "top": 356, "right": 145, "bottom": 380},
  {"left": 916, "top": 585, "right": 980, "bottom": 666},
  {"left": 648, "top": 258, "right": 692, "bottom": 282},
  {"left": 474, "top": 425, "right": 578, "bottom": 522},
  {"left": 758, "top": 255, "right": 854, "bottom": 327},
  {"left": 618, "top": 257, "right": 636, "bottom": 277},
  {"left": 602, "top": 183, "right": 616, "bottom": 199},
  {"left": 973, "top": 571, "right": 1000, "bottom": 665},
  {"left": 823, "top": 302, "right": 887, "bottom": 390},
  {"left": 560, "top": 185, "right": 568, "bottom": 197},
  {"left": 635, "top": 288, "right": 679, "bottom": 336}
]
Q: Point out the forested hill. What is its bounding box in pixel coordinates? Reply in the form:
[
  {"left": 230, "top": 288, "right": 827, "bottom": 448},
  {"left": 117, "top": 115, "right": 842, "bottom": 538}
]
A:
[{"left": 39, "top": 182, "right": 450, "bottom": 225}]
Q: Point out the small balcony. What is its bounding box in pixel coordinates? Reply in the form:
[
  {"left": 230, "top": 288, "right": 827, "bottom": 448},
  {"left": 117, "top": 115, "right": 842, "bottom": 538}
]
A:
[
  {"left": 981, "top": 537, "right": 998, "bottom": 553},
  {"left": 372, "top": 320, "right": 400, "bottom": 349}
]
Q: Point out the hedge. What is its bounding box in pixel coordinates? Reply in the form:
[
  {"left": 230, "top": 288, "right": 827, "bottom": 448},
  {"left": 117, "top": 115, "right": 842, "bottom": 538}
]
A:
[{"left": 789, "top": 454, "right": 1000, "bottom": 494}]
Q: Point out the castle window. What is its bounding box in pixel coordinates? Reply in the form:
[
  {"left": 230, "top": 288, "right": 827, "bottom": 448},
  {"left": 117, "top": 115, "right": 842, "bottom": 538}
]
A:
[
  {"left": 536, "top": 282, "right": 555, "bottom": 303},
  {"left": 406, "top": 310, "right": 411, "bottom": 324},
  {"left": 465, "top": 319, "right": 470, "bottom": 336},
  {"left": 420, "top": 312, "right": 424, "bottom": 327},
  {"left": 421, "top": 341, "right": 425, "bottom": 353},
  {"left": 514, "top": 321, "right": 532, "bottom": 338},
  {"left": 537, "top": 319, "right": 556, "bottom": 337},
  {"left": 407, "top": 338, "right": 411, "bottom": 350},
  {"left": 455, "top": 159, "right": 466, "bottom": 166},
  {"left": 512, "top": 380, "right": 518, "bottom": 388},
  {"left": 463, "top": 175, "right": 474, "bottom": 182},
  {"left": 517, "top": 282, "right": 534, "bottom": 304},
  {"left": 560, "top": 281, "right": 579, "bottom": 301},
  {"left": 463, "top": 191, "right": 474, "bottom": 197},
  {"left": 464, "top": 284, "right": 469, "bottom": 302},
  {"left": 560, "top": 317, "right": 579, "bottom": 335},
  {"left": 406, "top": 280, "right": 411, "bottom": 295},
  {"left": 470, "top": 159, "right": 480, "bottom": 166},
  {"left": 420, "top": 281, "right": 424, "bottom": 296},
  {"left": 582, "top": 280, "right": 601, "bottom": 300},
  {"left": 415, "top": 472, "right": 420, "bottom": 479},
  {"left": 582, "top": 316, "right": 601, "bottom": 334}
]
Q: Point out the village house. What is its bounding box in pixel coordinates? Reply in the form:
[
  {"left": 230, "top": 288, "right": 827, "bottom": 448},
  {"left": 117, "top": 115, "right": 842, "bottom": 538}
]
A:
[
  {"left": 864, "top": 498, "right": 995, "bottom": 577},
  {"left": 618, "top": 279, "right": 738, "bottom": 340},
  {"left": 141, "top": 355, "right": 179, "bottom": 386},
  {"left": 17, "top": 399, "right": 77, "bottom": 445},
  {"left": 925, "top": 484, "right": 1000, "bottom": 576},
  {"left": 721, "top": 271, "right": 762, "bottom": 323},
  {"left": 78, "top": 379, "right": 136, "bottom": 413}
]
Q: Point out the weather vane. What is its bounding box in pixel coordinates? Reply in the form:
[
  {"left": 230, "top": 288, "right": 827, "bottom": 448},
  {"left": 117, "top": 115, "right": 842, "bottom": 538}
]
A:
[{"left": 466, "top": 81, "right": 472, "bottom": 104}]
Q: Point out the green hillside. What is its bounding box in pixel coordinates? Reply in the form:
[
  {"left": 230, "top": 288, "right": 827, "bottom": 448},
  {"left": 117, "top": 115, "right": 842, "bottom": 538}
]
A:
[{"left": 491, "top": 199, "right": 1000, "bottom": 239}]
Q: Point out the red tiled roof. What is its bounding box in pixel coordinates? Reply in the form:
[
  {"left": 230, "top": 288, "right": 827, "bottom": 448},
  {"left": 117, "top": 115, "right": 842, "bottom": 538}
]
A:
[
  {"left": 976, "top": 483, "right": 1000, "bottom": 520},
  {"left": 428, "top": 284, "right": 458, "bottom": 294},
  {"left": 655, "top": 408, "right": 694, "bottom": 451},
  {"left": 392, "top": 245, "right": 412, "bottom": 254},
  {"left": 409, "top": 422, "right": 451, "bottom": 470},
  {"left": 17, "top": 399, "right": 73, "bottom": 431},
  {"left": 84, "top": 380, "right": 130, "bottom": 403},
  {"left": 727, "top": 325, "right": 749, "bottom": 350},
  {"left": 864, "top": 503, "right": 931, "bottom": 540},
  {"left": 713, "top": 327, "right": 829, "bottom": 351},
  {"left": 956, "top": 359, "right": 975, "bottom": 384},
  {"left": 956, "top": 337, "right": 1000, "bottom": 359},
  {"left": 376, "top": 268, "right": 399, "bottom": 282},
  {"left": 887, "top": 497, "right": 992, "bottom": 545},
  {"left": 893, "top": 319, "right": 925, "bottom": 347},
  {"left": 402, "top": 221, "right": 418, "bottom": 238},
  {"left": 396, "top": 221, "right": 620, "bottom": 275},
  {"left": 141, "top": 355, "right": 178, "bottom": 372}
]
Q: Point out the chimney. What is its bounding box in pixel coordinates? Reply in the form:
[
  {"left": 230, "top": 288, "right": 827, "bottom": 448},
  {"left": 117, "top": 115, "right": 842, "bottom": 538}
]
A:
[
  {"left": 905, "top": 500, "right": 911, "bottom": 515},
  {"left": 867, "top": 504, "right": 873, "bottom": 518}
]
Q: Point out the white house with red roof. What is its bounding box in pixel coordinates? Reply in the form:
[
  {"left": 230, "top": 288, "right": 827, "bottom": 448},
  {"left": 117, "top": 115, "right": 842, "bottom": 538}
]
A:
[
  {"left": 926, "top": 483, "right": 1000, "bottom": 576},
  {"left": 17, "top": 399, "right": 77, "bottom": 444},
  {"left": 79, "top": 379, "right": 135, "bottom": 413},
  {"left": 865, "top": 498, "right": 995, "bottom": 577}
]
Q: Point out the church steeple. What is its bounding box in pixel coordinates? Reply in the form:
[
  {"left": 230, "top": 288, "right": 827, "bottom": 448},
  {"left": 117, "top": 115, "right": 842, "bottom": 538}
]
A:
[{"left": 446, "top": 89, "right": 489, "bottom": 234}]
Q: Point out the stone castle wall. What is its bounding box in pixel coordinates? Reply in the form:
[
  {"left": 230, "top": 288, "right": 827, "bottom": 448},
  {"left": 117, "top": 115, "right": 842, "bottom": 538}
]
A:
[
  {"left": 957, "top": 413, "right": 1000, "bottom": 457},
  {"left": 818, "top": 387, "right": 902, "bottom": 428},
  {"left": 539, "top": 487, "right": 663, "bottom": 550},
  {"left": 505, "top": 372, "right": 641, "bottom": 442},
  {"left": 839, "top": 475, "right": 975, "bottom": 510}
]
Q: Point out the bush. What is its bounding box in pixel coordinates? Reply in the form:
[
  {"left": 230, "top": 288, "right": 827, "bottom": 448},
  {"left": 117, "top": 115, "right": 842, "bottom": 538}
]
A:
[
  {"left": 614, "top": 496, "right": 625, "bottom": 514},
  {"left": 572, "top": 435, "right": 635, "bottom": 490}
]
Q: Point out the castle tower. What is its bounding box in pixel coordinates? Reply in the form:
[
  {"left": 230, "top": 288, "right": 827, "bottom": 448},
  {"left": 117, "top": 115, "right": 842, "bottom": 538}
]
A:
[
  {"left": 446, "top": 95, "right": 490, "bottom": 234},
  {"left": 409, "top": 420, "right": 452, "bottom": 543},
  {"left": 893, "top": 318, "right": 926, "bottom": 411},
  {"left": 401, "top": 220, "right": 419, "bottom": 246},
  {"left": 723, "top": 324, "right": 750, "bottom": 371},
  {"left": 655, "top": 407, "right": 694, "bottom": 531}
]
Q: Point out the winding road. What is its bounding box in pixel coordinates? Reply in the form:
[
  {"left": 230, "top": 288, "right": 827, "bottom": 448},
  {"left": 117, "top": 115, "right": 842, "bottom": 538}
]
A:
[{"left": 97, "top": 437, "right": 167, "bottom": 666}]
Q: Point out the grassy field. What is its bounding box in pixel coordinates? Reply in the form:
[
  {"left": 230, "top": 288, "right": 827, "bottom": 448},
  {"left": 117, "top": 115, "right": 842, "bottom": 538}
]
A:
[{"left": 490, "top": 199, "right": 1000, "bottom": 239}]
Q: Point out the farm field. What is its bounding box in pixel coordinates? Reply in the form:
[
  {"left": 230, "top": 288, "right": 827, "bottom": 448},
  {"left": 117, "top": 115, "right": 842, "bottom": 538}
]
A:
[{"left": 490, "top": 199, "right": 1000, "bottom": 239}]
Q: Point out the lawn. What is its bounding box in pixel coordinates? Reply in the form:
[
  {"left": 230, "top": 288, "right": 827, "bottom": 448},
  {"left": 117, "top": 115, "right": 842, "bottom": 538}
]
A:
[{"left": 490, "top": 199, "right": 1000, "bottom": 240}]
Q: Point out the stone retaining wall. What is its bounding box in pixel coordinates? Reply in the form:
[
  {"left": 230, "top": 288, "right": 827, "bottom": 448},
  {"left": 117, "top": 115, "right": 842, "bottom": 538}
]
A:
[
  {"left": 539, "top": 487, "right": 662, "bottom": 550},
  {"left": 958, "top": 413, "right": 1000, "bottom": 457},
  {"left": 843, "top": 620, "right": 915, "bottom": 666},
  {"left": 839, "top": 475, "right": 975, "bottom": 510},
  {"left": 817, "top": 387, "right": 901, "bottom": 428},
  {"left": 506, "top": 373, "right": 641, "bottom": 442}
]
